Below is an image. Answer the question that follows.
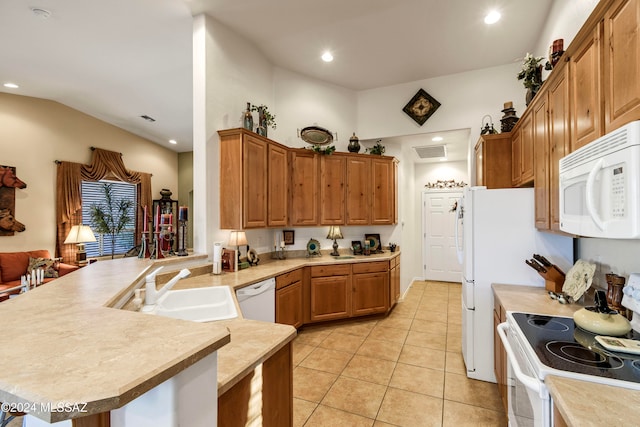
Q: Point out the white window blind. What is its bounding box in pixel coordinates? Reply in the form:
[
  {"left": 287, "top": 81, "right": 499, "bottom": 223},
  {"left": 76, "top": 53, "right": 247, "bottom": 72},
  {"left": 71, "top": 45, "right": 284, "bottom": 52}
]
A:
[{"left": 81, "top": 180, "right": 137, "bottom": 257}]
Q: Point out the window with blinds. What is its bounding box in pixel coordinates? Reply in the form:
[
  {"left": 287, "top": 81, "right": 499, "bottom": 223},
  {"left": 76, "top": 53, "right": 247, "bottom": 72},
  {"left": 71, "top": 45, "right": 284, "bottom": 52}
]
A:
[{"left": 81, "top": 180, "right": 137, "bottom": 257}]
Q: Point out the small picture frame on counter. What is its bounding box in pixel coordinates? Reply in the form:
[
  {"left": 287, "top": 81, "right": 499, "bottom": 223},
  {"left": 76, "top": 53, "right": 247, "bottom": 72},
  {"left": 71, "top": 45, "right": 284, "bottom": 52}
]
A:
[
  {"left": 351, "top": 241, "right": 363, "bottom": 255},
  {"left": 283, "top": 230, "right": 295, "bottom": 245}
]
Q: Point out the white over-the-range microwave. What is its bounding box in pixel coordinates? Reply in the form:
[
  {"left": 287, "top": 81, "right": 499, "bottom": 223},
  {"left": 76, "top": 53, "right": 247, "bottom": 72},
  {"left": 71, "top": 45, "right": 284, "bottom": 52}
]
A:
[{"left": 559, "top": 120, "right": 640, "bottom": 238}]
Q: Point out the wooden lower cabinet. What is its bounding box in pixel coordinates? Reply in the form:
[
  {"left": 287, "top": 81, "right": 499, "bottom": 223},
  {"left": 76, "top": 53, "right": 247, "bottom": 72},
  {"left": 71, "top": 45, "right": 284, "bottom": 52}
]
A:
[
  {"left": 494, "top": 296, "right": 508, "bottom": 413},
  {"left": 352, "top": 272, "right": 388, "bottom": 316},
  {"left": 72, "top": 413, "right": 110, "bottom": 427},
  {"left": 309, "top": 265, "right": 351, "bottom": 322},
  {"left": 276, "top": 269, "right": 303, "bottom": 328},
  {"left": 219, "top": 343, "right": 292, "bottom": 427},
  {"left": 553, "top": 404, "right": 569, "bottom": 427},
  {"left": 390, "top": 257, "right": 400, "bottom": 306}
]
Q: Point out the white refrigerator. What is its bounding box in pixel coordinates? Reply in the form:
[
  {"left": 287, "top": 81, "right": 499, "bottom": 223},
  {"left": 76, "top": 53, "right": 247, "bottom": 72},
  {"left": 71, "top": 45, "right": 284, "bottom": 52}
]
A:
[{"left": 455, "top": 186, "right": 574, "bottom": 383}]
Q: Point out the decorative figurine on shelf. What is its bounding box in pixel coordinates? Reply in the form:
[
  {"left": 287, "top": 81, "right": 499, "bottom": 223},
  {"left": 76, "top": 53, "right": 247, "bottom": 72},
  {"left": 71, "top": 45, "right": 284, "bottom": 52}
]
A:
[
  {"left": 500, "top": 102, "right": 519, "bottom": 133},
  {"left": 545, "top": 39, "right": 564, "bottom": 70},
  {"left": 152, "top": 189, "right": 178, "bottom": 257}
]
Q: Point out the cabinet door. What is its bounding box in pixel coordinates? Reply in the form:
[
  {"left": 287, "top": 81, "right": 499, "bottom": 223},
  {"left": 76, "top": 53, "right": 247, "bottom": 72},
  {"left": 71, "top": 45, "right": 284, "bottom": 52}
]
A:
[
  {"left": 474, "top": 139, "right": 484, "bottom": 186},
  {"left": 604, "top": 0, "right": 640, "bottom": 132},
  {"left": 570, "top": 23, "right": 603, "bottom": 150},
  {"left": 320, "top": 154, "right": 346, "bottom": 225},
  {"left": 352, "top": 272, "right": 389, "bottom": 316},
  {"left": 512, "top": 114, "right": 534, "bottom": 187},
  {"left": 548, "top": 66, "right": 571, "bottom": 232},
  {"left": 310, "top": 275, "right": 350, "bottom": 322},
  {"left": 243, "top": 134, "right": 268, "bottom": 228},
  {"left": 289, "top": 150, "right": 318, "bottom": 226},
  {"left": 493, "top": 309, "right": 508, "bottom": 413},
  {"left": 532, "top": 93, "right": 550, "bottom": 230},
  {"left": 389, "top": 259, "right": 400, "bottom": 307},
  {"left": 346, "top": 156, "right": 370, "bottom": 225},
  {"left": 276, "top": 281, "right": 303, "bottom": 329},
  {"left": 268, "top": 143, "right": 288, "bottom": 226},
  {"left": 371, "top": 158, "right": 396, "bottom": 225},
  {"left": 511, "top": 127, "right": 522, "bottom": 187}
]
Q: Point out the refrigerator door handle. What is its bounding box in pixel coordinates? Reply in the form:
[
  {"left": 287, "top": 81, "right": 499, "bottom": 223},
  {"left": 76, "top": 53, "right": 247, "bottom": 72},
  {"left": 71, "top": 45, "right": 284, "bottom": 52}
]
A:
[{"left": 454, "top": 197, "right": 463, "bottom": 264}]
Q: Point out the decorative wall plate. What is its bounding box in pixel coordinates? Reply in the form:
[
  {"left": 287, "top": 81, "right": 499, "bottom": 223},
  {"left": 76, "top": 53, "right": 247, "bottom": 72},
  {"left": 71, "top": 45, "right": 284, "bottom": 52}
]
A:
[
  {"left": 300, "top": 126, "right": 334, "bottom": 145},
  {"left": 306, "top": 238, "right": 322, "bottom": 257},
  {"left": 364, "top": 234, "right": 381, "bottom": 252}
]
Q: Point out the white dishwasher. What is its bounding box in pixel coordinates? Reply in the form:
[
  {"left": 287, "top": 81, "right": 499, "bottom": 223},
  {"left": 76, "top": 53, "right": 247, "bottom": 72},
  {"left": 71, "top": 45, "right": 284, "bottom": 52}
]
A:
[{"left": 235, "top": 277, "right": 275, "bottom": 322}]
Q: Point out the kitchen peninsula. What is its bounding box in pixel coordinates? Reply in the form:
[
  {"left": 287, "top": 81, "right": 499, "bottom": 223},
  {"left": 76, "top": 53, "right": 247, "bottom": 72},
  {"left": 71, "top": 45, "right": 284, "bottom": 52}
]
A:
[{"left": 0, "top": 249, "right": 400, "bottom": 426}]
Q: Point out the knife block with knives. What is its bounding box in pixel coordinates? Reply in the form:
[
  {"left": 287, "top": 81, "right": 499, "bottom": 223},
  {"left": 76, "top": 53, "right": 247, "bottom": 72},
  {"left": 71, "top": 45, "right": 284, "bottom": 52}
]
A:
[{"left": 525, "top": 254, "right": 566, "bottom": 294}]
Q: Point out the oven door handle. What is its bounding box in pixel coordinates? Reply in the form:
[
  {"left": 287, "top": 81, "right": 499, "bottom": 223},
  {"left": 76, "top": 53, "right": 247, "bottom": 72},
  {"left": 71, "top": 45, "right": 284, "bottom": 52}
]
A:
[{"left": 497, "top": 322, "right": 546, "bottom": 398}]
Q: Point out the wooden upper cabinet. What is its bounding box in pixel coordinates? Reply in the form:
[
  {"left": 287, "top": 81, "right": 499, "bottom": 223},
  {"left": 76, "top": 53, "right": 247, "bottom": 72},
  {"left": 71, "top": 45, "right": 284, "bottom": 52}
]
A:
[
  {"left": 243, "top": 135, "right": 268, "bottom": 228},
  {"left": 532, "top": 92, "right": 550, "bottom": 230},
  {"left": 548, "top": 65, "right": 571, "bottom": 232},
  {"left": 346, "top": 156, "right": 370, "bottom": 225},
  {"left": 219, "top": 129, "right": 269, "bottom": 229},
  {"left": 512, "top": 112, "right": 534, "bottom": 187},
  {"left": 289, "top": 150, "right": 319, "bottom": 226},
  {"left": 268, "top": 143, "right": 288, "bottom": 226},
  {"left": 570, "top": 22, "right": 604, "bottom": 151},
  {"left": 319, "top": 154, "right": 346, "bottom": 225},
  {"left": 604, "top": 0, "right": 640, "bottom": 132},
  {"left": 371, "top": 157, "right": 397, "bottom": 225},
  {"left": 474, "top": 133, "right": 512, "bottom": 189}
]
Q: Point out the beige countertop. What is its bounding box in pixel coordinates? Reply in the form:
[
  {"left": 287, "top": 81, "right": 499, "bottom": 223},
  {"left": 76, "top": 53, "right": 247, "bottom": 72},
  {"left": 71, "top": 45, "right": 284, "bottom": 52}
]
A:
[
  {"left": 546, "top": 376, "right": 640, "bottom": 426},
  {"left": 0, "top": 250, "right": 399, "bottom": 422},
  {"left": 493, "top": 284, "right": 640, "bottom": 426}
]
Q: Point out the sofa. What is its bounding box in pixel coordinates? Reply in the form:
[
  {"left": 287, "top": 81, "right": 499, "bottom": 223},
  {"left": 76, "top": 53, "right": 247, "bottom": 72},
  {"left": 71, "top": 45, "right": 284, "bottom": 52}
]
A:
[{"left": 0, "top": 250, "right": 78, "bottom": 300}]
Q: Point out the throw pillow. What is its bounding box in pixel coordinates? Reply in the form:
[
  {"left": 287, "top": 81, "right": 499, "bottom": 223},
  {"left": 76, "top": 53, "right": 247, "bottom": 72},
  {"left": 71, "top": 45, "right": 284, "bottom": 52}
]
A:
[{"left": 27, "top": 257, "right": 59, "bottom": 278}]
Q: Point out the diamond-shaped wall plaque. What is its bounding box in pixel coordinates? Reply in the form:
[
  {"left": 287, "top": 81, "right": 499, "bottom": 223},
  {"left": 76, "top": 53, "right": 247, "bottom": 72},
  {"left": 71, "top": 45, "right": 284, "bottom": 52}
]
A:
[{"left": 402, "top": 88, "right": 441, "bottom": 126}]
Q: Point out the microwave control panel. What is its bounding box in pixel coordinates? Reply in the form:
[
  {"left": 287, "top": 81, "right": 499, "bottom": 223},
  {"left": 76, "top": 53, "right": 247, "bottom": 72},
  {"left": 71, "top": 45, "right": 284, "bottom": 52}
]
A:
[{"left": 611, "top": 166, "right": 625, "bottom": 218}]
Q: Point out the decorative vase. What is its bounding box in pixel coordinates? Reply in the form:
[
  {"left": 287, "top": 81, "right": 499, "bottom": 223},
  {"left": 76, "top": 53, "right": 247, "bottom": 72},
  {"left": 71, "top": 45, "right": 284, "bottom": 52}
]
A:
[
  {"left": 257, "top": 108, "right": 267, "bottom": 137},
  {"left": 348, "top": 132, "right": 361, "bottom": 153},
  {"left": 243, "top": 102, "right": 253, "bottom": 131},
  {"left": 525, "top": 66, "right": 543, "bottom": 106}
]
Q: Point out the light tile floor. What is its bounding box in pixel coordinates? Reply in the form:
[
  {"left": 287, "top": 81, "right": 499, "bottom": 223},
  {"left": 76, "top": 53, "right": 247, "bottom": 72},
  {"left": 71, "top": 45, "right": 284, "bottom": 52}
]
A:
[{"left": 293, "top": 280, "right": 507, "bottom": 427}]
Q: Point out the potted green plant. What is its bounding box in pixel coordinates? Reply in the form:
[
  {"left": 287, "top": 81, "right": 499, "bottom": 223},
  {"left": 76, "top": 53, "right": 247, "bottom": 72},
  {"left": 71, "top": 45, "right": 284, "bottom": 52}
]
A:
[
  {"left": 251, "top": 104, "right": 277, "bottom": 137},
  {"left": 309, "top": 145, "right": 336, "bottom": 155},
  {"left": 366, "top": 140, "right": 386, "bottom": 155},
  {"left": 517, "top": 53, "right": 544, "bottom": 105},
  {"left": 89, "top": 183, "right": 133, "bottom": 259}
]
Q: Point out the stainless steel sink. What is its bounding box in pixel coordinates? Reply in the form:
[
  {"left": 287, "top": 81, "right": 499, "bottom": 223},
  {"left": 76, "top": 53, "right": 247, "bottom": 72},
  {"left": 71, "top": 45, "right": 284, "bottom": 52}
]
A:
[{"left": 150, "top": 286, "right": 238, "bottom": 322}]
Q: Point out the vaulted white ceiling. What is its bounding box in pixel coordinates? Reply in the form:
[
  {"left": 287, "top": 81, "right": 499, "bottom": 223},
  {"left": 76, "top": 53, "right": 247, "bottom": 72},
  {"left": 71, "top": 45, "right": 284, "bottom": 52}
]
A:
[{"left": 0, "top": 0, "right": 552, "bottom": 152}]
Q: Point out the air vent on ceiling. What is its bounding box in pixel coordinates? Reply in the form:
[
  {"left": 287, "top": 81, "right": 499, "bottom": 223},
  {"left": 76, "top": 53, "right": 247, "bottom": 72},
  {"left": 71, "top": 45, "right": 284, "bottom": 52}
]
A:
[
  {"left": 413, "top": 145, "right": 446, "bottom": 159},
  {"left": 140, "top": 115, "right": 156, "bottom": 122}
]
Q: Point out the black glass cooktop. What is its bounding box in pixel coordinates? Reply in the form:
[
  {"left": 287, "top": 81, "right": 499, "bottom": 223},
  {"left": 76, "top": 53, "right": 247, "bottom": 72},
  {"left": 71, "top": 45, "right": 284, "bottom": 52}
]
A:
[{"left": 512, "top": 312, "right": 640, "bottom": 383}]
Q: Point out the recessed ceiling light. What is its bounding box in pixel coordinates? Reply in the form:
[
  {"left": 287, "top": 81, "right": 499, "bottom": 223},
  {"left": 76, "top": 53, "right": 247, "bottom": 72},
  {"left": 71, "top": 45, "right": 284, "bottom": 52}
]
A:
[
  {"left": 484, "top": 10, "right": 501, "bottom": 25},
  {"left": 321, "top": 51, "right": 334, "bottom": 62},
  {"left": 432, "top": 136, "right": 443, "bottom": 142},
  {"left": 3, "top": 83, "right": 19, "bottom": 89},
  {"left": 169, "top": 139, "right": 177, "bottom": 145}
]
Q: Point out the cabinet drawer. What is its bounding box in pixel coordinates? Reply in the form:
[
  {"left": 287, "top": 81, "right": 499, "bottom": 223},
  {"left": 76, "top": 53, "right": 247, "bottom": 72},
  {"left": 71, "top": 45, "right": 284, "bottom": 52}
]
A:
[
  {"left": 276, "top": 268, "right": 303, "bottom": 290},
  {"left": 352, "top": 261, "right": 387, "bottom": 274},
  {"left": 310, "top": 264, "right": 351, "bottom": 277}
]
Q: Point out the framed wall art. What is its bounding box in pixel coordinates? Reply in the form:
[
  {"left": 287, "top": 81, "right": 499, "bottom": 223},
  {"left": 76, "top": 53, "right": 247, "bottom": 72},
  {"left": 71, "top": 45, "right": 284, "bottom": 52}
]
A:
[
  {"left": 402, "top": 88, "right": 441, "bottom": 126},
  {"left": 283, "top": 230, "right": 295, "bottom": 245}
]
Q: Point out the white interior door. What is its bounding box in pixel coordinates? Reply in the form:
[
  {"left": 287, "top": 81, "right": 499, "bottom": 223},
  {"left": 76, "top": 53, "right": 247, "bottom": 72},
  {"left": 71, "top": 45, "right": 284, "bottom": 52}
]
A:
[{"left": 423, "top": 190, "right": 463, "bottom": 282}]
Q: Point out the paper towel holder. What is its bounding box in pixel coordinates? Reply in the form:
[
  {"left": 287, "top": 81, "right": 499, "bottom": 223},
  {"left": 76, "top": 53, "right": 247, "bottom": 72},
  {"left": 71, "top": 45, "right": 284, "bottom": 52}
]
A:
[{"left": 213, "top": 242, "right": 222, "bottom": 275}]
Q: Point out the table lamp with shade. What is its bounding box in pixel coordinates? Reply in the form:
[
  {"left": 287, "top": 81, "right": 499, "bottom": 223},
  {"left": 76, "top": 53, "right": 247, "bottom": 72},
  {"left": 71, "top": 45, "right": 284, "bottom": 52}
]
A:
[
  {"left": 228, "top": 230, "right": 248, "bottom": 265},
  {"left": 64, "top": 224, "right": 96, "bottom": 266},
  {"left": 326, "top": 226, "right": 343, "bottom": 257}
]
